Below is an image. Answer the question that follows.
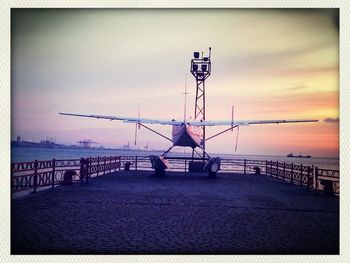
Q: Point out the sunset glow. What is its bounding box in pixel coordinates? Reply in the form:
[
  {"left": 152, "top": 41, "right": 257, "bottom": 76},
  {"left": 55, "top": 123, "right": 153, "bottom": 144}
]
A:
[{"left": 11, "top": 9, "right": 339, "bottom": 157}]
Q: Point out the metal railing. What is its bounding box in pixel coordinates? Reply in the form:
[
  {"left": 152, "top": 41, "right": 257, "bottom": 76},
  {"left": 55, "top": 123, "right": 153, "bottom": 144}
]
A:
[
  {"left": 265, "top": 161, "right": 339, "bottom": 195},
  {"left": 11, "top": 156, "right": 121, "bottom": 193},
  {"left": 266, "top": 161, "right": 314, "bottom": 189},
  {"left": 118, "top": 156, "right": 267, "bottom": 174},
  {"left": 11, "top": 155, "right": 339, "bottom": 195},
  {"left": 315, "top": 167, "right": 339, "bottom": 194}
]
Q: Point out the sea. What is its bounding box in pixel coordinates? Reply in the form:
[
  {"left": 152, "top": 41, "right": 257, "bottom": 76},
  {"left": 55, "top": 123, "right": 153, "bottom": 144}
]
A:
[{"left": 11, "top": 147, "right": 339, "bottom": 171}]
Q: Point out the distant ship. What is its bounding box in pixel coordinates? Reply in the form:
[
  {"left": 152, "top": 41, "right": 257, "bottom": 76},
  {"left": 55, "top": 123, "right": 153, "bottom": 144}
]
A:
[
  {"left": 287, "top": 153, "right": 311, "bottom": 158},
  {"left": 11, "top": 136, "right": 60, "bottom": 149}
]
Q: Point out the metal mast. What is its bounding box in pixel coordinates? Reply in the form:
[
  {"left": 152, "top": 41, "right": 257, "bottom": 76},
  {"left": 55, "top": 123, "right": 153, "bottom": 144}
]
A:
[{"left": 190, "top": 47, "right": 212, "bottom": 159}]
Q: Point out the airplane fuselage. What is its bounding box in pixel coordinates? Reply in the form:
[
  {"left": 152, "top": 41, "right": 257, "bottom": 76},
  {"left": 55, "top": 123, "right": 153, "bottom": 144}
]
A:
[{"left": 172, "top": 124, "right": 202, "bottom": 148}]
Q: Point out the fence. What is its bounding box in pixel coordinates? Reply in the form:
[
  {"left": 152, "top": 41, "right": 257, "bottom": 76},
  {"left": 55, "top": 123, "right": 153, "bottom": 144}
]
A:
[
  {"left": 11, "top": 155, "right": 339, "bottom": 195},
  {"left": 118, "top": 156, "right": 267, "bottom": 174},
  {"left": 266, "top": 161, "right": 314, "bottom": 189},
  {"left": 315, "top": 167, "right": 340, "bottom": 194},
  {"left": 265, "top": 161, "right": 339, "bottom": 195},
  {"left": 11, "top": 156, "right": 121, "bottom": 193}
]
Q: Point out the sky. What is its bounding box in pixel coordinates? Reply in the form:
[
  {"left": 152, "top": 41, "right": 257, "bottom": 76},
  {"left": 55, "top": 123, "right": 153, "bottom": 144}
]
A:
[{"left": 11, "top": 8, "right": 339, "bottom": 157}]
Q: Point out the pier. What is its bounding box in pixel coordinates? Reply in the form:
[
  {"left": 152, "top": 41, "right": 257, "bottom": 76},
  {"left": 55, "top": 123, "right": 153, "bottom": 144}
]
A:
[{"left": 11, "top": 156, "right": 339, "bottom": 254}]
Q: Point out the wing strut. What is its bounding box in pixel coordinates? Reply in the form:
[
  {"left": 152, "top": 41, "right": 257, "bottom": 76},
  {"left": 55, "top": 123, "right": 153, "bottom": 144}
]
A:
[
  {"left": 161, "top": 145, "right": 175, "bottom": 157},
  {"left": 205, "top": 125, "right": 239, "bottom": 142},
  {"left": 193, "top": 145, "right": 211, "bottom": 159},
  {"left": 139, "top": 123, "right": 173, "bottom": 142}
]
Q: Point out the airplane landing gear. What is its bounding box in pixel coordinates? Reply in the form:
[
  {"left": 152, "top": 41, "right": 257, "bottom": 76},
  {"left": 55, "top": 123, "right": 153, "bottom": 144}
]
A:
[
  {"left": 204, "top": 157, "right": 221, "bottom": 179},
  {"left": 150, "top": 155, "right": 169, "bottom": 176}
]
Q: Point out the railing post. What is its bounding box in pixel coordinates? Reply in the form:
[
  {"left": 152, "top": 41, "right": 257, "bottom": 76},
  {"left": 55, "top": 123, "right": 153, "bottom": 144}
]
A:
[
  {"left": 185, "top": 159, "right": 187, "bottom": 172},
  {"left": 307, "top": 166, "right": 311, "bottom": 190},
  {"left": 115, "top": 156, "right": 117, "bottom": 172},
  {"left": 291, "top": 163, "right": 294, "bottom": 184},
  {"left": 119, "top": 157, "right": 121, "bottom": 171},
  {"left": 244, "top": 159, "right": 246, "bottom": 175},
  {"left": 97, "top": 157, "right": 100, "bottom": 176},
  {"left": 110, "top": 156, "right": 112, "bottom": 174},
  {"left": 276, "top": 161, "right": 279, "bottom": 178},
  {"left": 283, "top": 162, "right": 286, "bottom": 181},
  {"left": 300, "top": 164, "right": 303, "bottom": 185},
  {"left": 79, "top": 158, "right": 89, "bottom": 185},
  {"left": 135, "top": 156, "right": 138, "bottom": 171},
  {"left": 52, "top": 159, "right": 55, "bottom": 188},
  {"left": 104, "top": 157, "right": 106, "bottom": 175},
  {"left": 80, "top": 158, "right": 84, "bottom": 185},
  {"left": 89, "top": 157, "right": 92, "bottom": 179},
  {"left": 270, "top": 161, "right": 272, "bottom": 176},
  {"left": 86, "top": 158, "right": 89, "bottom": 185},
  {"left": 32, "top": 160, "right": 38, "bottom": 194},
  {"left": 315, "top": 167, "right": 318, "bottom": 191}
]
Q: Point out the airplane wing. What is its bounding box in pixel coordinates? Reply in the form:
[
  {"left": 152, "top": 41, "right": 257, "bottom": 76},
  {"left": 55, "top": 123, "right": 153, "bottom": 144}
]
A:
[
  {"left": 188, "top": 119, "right": 318, "bottom": 126},
  {"left": 60, "top": 112, "right": 318, "bottom": 126},
  {"left": 59, "top": 112, "right": 185, "bottom": 125}
]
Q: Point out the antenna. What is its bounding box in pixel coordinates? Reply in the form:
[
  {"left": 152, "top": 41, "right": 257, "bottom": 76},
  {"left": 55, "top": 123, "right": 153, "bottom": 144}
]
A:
[
  {"left": 183, "top": 73, "right": 189, "bottom": 122},
  {"left": 134, "top": 125, "right": 137, "bottom": 145},
  {"left": 138, "top": 103, "right": 140, "bottom": 125}
]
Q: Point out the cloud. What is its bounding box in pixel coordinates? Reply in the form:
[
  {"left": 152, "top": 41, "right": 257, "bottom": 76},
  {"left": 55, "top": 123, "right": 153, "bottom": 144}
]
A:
[
  {"left": 323, "top": 118, "right": 339, "bottom": 123},
  {"left": 239, "top": 91, "right": 338, "bottom": 116},
  {"left": 287, "top": 85, "right": 306, "bottom": 91}
]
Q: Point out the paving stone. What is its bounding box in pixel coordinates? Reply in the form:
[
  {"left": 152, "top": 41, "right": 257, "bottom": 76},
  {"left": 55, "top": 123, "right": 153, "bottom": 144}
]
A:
[{"left": 11, "top": 171, "right": 339, "bottom": 254}]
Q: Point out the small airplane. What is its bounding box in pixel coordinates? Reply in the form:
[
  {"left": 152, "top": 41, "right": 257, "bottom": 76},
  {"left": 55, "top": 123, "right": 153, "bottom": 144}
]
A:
[
  {"left": 59, "top": 111, "right": 318, "bottom": 158},
  {"left": 59, "top": 48, "right": 318, "bottom": 175},
  {"left": 59, "top": 100, "right": 318, "bottom": 178}
]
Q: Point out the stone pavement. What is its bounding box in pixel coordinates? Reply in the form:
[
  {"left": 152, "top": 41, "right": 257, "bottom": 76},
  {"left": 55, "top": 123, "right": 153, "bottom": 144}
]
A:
[{"left": 11, "top": 171, "right": 339, "bottom": 254}]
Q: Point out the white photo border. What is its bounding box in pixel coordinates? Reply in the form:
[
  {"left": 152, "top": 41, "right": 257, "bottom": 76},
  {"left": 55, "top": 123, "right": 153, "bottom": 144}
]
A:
[{"left": 1, "top": 1, "right": 348, "bottom": 263}]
